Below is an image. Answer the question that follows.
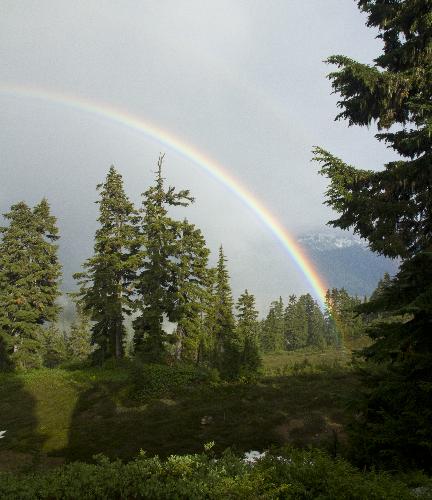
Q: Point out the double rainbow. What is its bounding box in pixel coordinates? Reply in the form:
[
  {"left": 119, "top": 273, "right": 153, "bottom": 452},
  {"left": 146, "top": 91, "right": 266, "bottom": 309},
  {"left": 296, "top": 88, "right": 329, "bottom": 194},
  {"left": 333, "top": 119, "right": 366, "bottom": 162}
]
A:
[{"left": 0, "top": 84, "right": 328, "bottom": 307}]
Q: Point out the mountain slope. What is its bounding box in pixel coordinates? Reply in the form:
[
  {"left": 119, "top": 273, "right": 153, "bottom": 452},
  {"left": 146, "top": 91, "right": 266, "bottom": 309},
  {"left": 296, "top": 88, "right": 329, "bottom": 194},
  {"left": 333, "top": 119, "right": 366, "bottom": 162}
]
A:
[{"left": 300, "top": 232, "right": 399, "bottom": 297}]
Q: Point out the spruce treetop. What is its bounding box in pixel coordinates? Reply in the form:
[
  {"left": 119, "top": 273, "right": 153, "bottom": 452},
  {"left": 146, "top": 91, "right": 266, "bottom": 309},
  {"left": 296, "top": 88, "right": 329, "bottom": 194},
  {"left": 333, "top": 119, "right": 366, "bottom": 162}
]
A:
[
  {"left": 236, "top": 289, "right": 259, "bottom": 324},
  {"left": 216, "top": 245, "right": 234, "bottom": 307}
]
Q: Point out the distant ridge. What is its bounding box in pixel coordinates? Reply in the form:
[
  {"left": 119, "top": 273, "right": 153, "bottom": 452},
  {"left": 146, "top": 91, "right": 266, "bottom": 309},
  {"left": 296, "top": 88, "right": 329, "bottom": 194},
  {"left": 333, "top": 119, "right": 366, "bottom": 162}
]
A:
[{"left": 299, "top": 230, "right": 399, "bottom": 297}]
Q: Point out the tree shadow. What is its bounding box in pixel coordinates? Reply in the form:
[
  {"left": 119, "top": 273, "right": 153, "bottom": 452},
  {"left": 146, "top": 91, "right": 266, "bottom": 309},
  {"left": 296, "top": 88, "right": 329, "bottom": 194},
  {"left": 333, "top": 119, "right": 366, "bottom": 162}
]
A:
[
  {"left": 65, "top": 371, "right": 354, "bottom": 463},
  {"left": 0, "top": 373, "right": 46, "bottom": 472}
]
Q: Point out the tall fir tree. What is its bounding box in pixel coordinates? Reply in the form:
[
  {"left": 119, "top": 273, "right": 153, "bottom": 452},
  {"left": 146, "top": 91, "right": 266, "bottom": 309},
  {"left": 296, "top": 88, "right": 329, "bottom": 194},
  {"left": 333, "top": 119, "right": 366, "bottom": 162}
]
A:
[
  {"left": 284, "top": 295, "right": 301, "bottom": 350},
  {"left": 303, "top": 293, "right": 326, "bottom": 349},
  {"left": 133, "top": 155, "right": 193, "bottom": 362},
  {"left": 211, "top": 246, "right": 237, "bottom": 377},
  {"left": 236, "top": 289, "right": 259, "bottom": 340},
  {"left": 314, "top": 0, "right": 432, "bottom": 470},
  {"left": 170, "top": 219, "right": 210, "bottom": 363},
  {"left": 283, "top": 294, "right": 327, "bottom": 350},
  {"left": 74, "top": 166, "right": 139, "bottom": 363},
  {"left": 199, "top": 266, "right": 218, "bottom": 365},
  {"left": 0, "top": 199, "right": 61, "bottom": 370},
  {"left": 323, "top": 290, "right": 341, "bottom": 347},
  {"left": 260, "top": 297, "right": 285, "bottom": 352},
  {"left": 236, "top": 289, "right": 261, "bottom": 375}
]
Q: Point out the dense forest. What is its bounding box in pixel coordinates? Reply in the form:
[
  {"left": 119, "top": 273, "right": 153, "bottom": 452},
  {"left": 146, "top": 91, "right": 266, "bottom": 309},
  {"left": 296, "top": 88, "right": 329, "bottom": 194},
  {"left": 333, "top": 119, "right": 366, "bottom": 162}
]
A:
[{"left": 1, "top": 0, "right": 431, "bottom": 498}]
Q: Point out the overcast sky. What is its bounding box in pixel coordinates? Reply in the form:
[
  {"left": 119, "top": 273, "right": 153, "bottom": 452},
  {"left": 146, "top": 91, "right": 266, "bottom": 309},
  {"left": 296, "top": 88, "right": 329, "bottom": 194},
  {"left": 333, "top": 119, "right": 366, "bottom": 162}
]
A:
[{"left": 0, "top": 1, "right": 399, "bottom": 310}]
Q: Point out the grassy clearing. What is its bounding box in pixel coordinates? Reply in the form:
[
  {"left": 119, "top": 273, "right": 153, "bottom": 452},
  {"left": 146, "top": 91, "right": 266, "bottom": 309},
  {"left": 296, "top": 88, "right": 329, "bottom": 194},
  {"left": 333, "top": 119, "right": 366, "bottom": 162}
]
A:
[
  {"left": 262, "top": 338, "right": 371, "bottom": 375},
  {"left": 0, "top": 350, "right": 360, "bottom": 472},
  {"left": 263, "top": 349, "right": 351, "bottom": 375}
]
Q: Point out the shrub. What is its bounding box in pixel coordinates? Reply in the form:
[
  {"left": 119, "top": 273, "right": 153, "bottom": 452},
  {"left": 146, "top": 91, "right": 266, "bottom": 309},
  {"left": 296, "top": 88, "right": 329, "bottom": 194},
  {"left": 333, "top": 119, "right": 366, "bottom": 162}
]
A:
[
  {"left": 0, "top": 447, "right": 425, "bottom": 499},
  {"left": 129, "top": 362, "right": 217, "bottom": 401}
]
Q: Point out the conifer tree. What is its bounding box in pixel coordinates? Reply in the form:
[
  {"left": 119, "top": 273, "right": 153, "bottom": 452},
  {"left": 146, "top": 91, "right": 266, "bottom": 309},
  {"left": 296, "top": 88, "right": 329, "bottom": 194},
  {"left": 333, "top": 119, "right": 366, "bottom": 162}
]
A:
[
  {"left": 236, "top": 290, "right": 259, "bottom": 339},
  {"left": 314, "top": 0, "right": 432, "bottom": 470},
  {"left": 284, "top": 294, "right": 326, "bottom": 350},
  {"left": 0, "top": 200, "right": 61, "bottom": 370},
  {"left": 74, "top": 166, "right": 138, "bottom": 363},
  {"left": 292, "top": 297, "right": 310, "bottom": 349},
  {"left": 198, "top": 267, "right": 218, "bottom": 365},
  {"left": 369, "top": 272, "right": 392, "bottom": 302},
  {"left": 41, "top": 325, "right": 68, "bottom": 368},
  {"left": 325, "top": 288, "right": 364, "bottom": 342},
  {"left": 67, "top": 305, "right": 93, "bottom": 362},
  {"left": 32, "top": 199, "right": 62, "bottom": 318},
  {"left": 366, "top": 273, "right": 394, "bottom": 322},
  {"left": 284, "top": 295, "right": 299, "bottom": 350},
  {"left": 303, "top": 294, "right": 326, "bottom": 349},
  {"left": 260, "top": 297, "right": 284, "bottom": 352},
  {"left": 170, "top": 219, "right": 210, "bottom": 362},
  {"left": 211, "top": 246, "right": 238, "bottom": 377},
  {"left": 354, "top": 253, "right": 432, "bottom": 470},
  {"left": 133, "top": 155, "right": 193, "bottom": 362},
  {"left": 236, "top": 289, "right": 261, "bottom": 375},
  {"left": 323, "top": 290, "right": 341, "bottom": 347}
]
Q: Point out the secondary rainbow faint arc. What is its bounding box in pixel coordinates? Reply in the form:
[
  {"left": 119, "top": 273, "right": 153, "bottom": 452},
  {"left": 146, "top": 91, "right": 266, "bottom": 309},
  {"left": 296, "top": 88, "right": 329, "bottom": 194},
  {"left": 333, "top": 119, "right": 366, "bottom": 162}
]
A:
[{"left": 0, "top": 83, "right": 328, "bottom": 307}]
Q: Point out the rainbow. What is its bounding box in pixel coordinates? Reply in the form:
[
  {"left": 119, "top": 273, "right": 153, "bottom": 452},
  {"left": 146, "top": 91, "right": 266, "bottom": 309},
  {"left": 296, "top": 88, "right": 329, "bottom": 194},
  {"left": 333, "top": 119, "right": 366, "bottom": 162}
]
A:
[{"left": 0, "top": 83, "right": 329, "bottom": 307}]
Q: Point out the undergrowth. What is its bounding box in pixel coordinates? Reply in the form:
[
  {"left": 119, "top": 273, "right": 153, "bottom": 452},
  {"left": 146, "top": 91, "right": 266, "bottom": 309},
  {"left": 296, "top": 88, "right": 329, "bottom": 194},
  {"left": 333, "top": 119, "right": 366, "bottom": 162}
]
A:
[{"left": 0, "top": 447, "right": 427, "bottom": 499}]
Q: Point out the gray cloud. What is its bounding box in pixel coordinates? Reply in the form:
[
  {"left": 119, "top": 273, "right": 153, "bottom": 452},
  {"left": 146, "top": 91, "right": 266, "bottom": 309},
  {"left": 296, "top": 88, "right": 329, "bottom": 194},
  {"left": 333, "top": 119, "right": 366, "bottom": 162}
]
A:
[{"left": 0, "top": 1, "right": 398, "bottom": 310}]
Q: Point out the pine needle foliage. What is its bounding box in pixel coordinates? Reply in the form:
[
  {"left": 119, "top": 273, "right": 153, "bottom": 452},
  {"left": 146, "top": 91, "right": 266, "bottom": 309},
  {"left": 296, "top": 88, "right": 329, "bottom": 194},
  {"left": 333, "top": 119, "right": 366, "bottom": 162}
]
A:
[
  {"left": 0, "top": 199, "right": 61, "bottom": 370},
  {"left": 260, "top": 297, "right": 285, "bottom": 352},
  {"left": 133, "top": 155, "right": 194, "bottom": 362},
  {"left": 313, "top": 0, "right": 432, "bottom": 259},
  {"left": 211, "top": 246, "right": 238, "bottom": 378},
  {"left": 170, "top": 219, "right": 210, "bottom": 363},
  {"left": 325, "top": 288, "right": 364, "bottom": 343},
  {"left": 236, "top": 289, "right": 262, "bottom": 375},
  {"left": 314, "top": 0, "right": 432, "bottom": 471},
  {"left": 74, "top": 166, "right": 139, "bottom": 363},
  {"left": 41, "top": 324, "right": 68, "bottom": 368}
]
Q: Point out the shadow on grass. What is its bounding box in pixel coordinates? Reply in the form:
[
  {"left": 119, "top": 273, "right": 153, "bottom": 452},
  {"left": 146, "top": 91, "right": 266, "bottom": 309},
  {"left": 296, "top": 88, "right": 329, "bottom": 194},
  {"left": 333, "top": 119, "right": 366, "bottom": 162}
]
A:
[
  {"left": 0, "top": 373, "right": 46, "bottom": 472},
  {"left": 65, "top": 369, "right": 357, "bottom": 463}
]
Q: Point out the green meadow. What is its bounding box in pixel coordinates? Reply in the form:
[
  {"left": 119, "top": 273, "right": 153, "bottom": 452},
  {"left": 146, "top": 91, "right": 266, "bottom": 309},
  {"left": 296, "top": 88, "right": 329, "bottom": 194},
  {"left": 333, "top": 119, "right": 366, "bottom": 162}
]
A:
[{"left": 0, "top": 349, "right": 358, "bottom": 472}]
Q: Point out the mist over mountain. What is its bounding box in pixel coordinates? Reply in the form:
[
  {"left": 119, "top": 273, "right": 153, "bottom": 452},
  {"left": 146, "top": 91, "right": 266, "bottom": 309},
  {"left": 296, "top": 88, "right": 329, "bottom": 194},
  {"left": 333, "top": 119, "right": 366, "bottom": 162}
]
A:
[{"left": 299, "top": 230, "right": 399, "bottom": 297}]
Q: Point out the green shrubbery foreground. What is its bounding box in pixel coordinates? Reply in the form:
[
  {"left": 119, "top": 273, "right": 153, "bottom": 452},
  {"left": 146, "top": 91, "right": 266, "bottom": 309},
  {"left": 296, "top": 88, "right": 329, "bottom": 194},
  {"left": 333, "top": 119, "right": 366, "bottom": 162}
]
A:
[
  {"left": 1, "top": 447, "right": 430, "bottom": 500},
  {"left": 128, "top": 362, "right": 221, "bottom": 401}
]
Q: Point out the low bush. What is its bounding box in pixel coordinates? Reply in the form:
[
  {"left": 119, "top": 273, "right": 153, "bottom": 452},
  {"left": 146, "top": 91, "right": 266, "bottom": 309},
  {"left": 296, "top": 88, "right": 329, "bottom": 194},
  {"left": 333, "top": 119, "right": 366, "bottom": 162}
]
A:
[
  {"left": 129, "top": 362, "right": 219, "bottom": 401},
  {"left": 0, "top": 447, "right": 426, "bottom": 499}
]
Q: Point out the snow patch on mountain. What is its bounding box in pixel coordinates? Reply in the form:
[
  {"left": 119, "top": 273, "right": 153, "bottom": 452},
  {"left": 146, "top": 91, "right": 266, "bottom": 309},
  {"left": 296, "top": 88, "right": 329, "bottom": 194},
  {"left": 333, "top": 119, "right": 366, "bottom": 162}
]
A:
[
  {"left": 299, "top": 232, "right": 368, "bottom": 252},
  {"left": 296, "top": 230, "right": 398, "bottom": 297}
]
